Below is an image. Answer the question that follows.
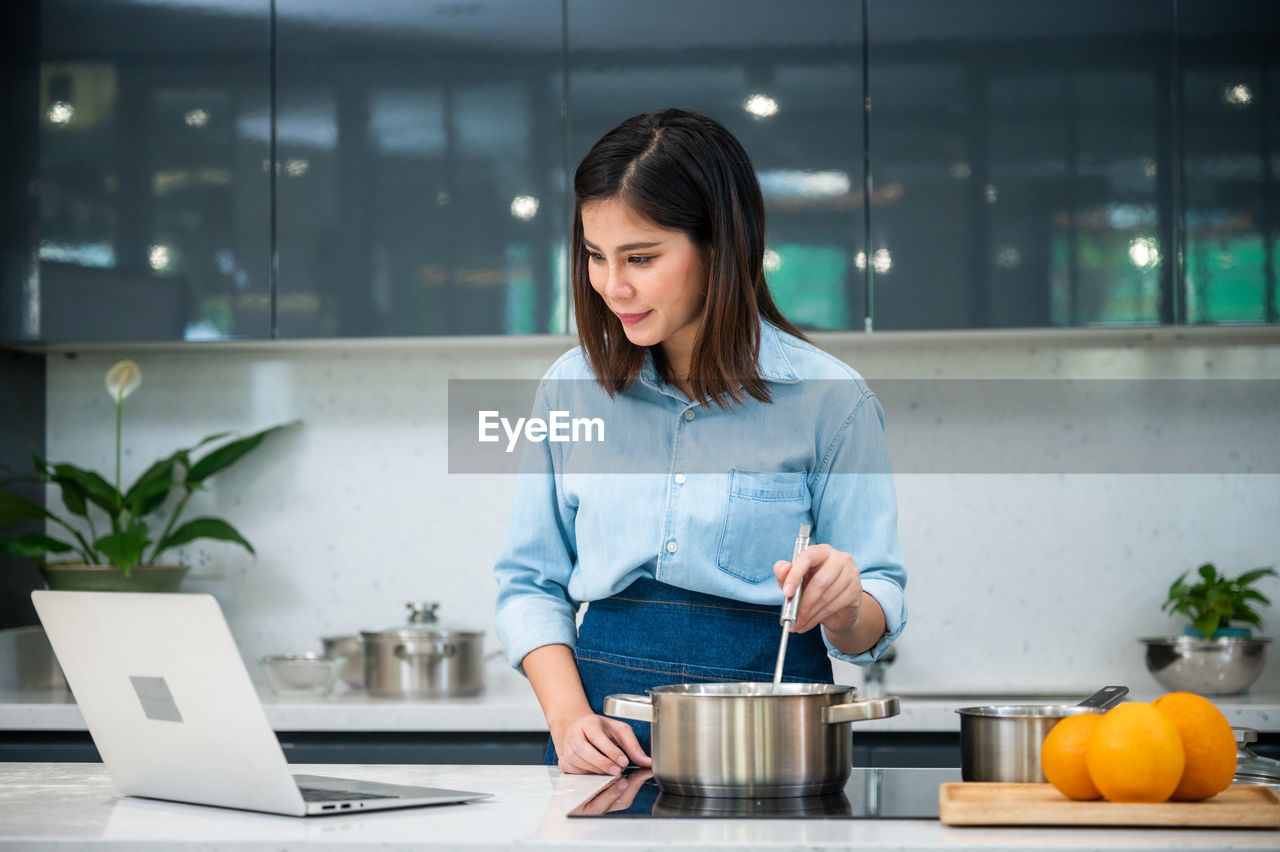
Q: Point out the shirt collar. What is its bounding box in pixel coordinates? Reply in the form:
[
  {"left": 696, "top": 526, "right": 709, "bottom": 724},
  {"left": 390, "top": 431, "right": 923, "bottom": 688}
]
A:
[{"left": 637, "top": 318, "right": 800, "bottom": 394}]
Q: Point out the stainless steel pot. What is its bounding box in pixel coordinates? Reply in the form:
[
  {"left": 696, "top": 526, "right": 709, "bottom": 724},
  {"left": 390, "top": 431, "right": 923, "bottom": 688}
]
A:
[
  {"left": 320, "top": 634, "right": 363, "bottom": 689},
  {"left": 604, "top": 683, "right": 899, "bottom": 798},
  {"left": 956, "top": 685, "right": 1128, "bottom": 782},
  {"left": 361, "top": 602, "right": 484, "bottom": 699}
]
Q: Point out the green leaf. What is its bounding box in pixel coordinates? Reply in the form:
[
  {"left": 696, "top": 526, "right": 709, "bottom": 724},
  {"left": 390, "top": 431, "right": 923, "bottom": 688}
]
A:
[
  {"left": 1234, "top": 610, "right": 1264, "bottom": 628},
  {"left": 186, "top": 421, "right": 298, "bottom": 485},
  {"left": 94, "top": 523, "right": 151, "bottom": 574},
  {"left": 1193, "top": 612, "right": 1221, "bottom": 637},
  {"left": 154, "top": 517, "right": 255, "bottom": 557},
  {"left": 31, "top": 451, "right": 52, "bottom": 478},
  {"left": 51, "top": 474, "right": 90, "bottom": 518},
  {"left": 52, "top": 465, "right": 121, "bottom": 517},
  {"left": 1196, "top": 563, "right": 1219, "bottom": 583},
  {"left": 0, "top": 490, "right": 53, "bottom": 528},
  {"left": 124, "top": 454, "right": 181, "bottom": 516},
  {"left": 0, "top": 533, "right": 75, "bottom": 558},
  {"left": 1238, "top": 589, "right": 1272, "bottom": 606},
  {"left": 1236, "top": 567, "right": 1278, "bottom": 586}
]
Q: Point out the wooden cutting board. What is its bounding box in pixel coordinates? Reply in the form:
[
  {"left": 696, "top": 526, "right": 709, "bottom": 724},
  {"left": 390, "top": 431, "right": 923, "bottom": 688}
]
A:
[{"left": 939, "top": 782, "right": 1280, "bottom": 828}]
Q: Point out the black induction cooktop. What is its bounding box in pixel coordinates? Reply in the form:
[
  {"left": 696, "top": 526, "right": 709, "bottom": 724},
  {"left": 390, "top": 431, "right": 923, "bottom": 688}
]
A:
[{"left": 568, "top": 767, "right": 962, "bottom": 819}]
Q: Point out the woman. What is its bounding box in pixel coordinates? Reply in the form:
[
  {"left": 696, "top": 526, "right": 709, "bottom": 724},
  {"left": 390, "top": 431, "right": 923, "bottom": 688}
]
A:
[{"left": 494, "top": 108, "right": 905, "bottom": 776}]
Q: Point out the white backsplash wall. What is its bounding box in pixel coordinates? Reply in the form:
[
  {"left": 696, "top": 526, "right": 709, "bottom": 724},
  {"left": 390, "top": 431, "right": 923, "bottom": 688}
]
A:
[{"left": 43, "top": 328, "right": 1280, "bottom": 699}]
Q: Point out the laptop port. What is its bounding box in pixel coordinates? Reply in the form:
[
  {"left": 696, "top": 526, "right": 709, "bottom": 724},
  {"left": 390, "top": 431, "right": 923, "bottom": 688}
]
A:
[
  {"left": 322, "top": 805, "right": 336, "bottom": 811},
  {"left": 341, "top": 804, "right": 351, "bottom": 809}
]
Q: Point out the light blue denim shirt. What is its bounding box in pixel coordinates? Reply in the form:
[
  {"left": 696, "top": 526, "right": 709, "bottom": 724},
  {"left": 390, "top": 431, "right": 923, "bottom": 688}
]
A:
[{"left": 493, "top": 320, "right": 906, "bottom": 670}]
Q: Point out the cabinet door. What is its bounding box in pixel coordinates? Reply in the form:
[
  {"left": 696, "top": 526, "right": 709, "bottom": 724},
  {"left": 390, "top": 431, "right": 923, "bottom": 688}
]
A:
[
  {"left": 568, "top": 0, "right": 866, "bottom": 332},
  {"left": 275, "top": 1, "right": 565, "bottom": 337},
  {"left": 31, "top": 0, "right": 271, "bottom": 342},
  {"left": 868, "top": 0, "right": 1173, "bottom": 330},
  {"left": 1179, "top": 0, "right": 1280, "bottom": 325}
]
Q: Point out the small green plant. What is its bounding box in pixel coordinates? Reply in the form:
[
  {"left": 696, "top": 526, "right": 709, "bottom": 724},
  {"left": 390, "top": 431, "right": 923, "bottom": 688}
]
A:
[
  {"left": 0, "top": 359, "right": 298, "bottom": 576},
  {"left": 1161, "top": 562, "right": 1277, "bottom": 638}
]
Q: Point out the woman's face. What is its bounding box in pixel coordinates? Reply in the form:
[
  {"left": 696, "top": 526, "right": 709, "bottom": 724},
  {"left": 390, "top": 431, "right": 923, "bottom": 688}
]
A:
[{"left": 581, "top": 198, "right": 707, "bottom": 364}]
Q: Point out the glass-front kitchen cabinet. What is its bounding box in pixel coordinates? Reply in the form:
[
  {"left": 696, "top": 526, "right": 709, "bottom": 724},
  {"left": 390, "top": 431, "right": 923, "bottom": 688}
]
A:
[
  {"left": 3, "top": 0, "right": 1277, "bottom": 343},
  {"left": 21, "top": 0, "right": 273, "bottom": 342},
  {"left": 568, "top": 0, "right": 867, "bottom": 334},
  {"left": 273, "top": 0, "right": 565, "bottom": 337}
]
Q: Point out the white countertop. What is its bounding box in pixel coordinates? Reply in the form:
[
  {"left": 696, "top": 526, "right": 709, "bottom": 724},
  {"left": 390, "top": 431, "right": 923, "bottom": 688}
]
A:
[
  {"left": 0, "top": 763, "right": 1276, "bottom": 851},
  {"left": 3, "top": 679, "right": 1278, "bottom": 733}
]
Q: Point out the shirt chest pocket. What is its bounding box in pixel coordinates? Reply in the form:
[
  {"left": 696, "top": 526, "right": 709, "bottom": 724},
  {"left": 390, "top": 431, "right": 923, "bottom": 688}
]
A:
[{"left": 715, "top": 470, "right": 813, "bottom": 584}]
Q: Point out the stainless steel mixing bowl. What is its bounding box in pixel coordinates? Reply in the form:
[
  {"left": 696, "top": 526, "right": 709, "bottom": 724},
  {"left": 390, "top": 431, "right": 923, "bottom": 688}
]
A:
[{"left": 1140, "top": 636, "right": 1269, "bottom": 695}]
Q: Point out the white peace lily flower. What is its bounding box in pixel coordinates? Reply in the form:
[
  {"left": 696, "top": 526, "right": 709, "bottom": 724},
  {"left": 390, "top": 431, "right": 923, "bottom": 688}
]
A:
[{"left": 105, "top": 360, "right": 141, "bottom": 403}]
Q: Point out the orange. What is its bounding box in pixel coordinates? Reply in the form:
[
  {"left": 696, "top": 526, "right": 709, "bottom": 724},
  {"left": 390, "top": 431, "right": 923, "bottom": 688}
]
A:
[
  {"left": 1085, "top": 702, "right": 1185, "bottom": 803},
  {"left": 1041, "top": 713, "right": 1103, "bottom": 800},
  {"left": 1152, "top": 691, "right": 1237, "bottom": 801}
]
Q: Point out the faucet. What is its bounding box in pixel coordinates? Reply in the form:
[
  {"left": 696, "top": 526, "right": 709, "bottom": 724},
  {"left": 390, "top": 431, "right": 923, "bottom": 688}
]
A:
[{"left": 863, "top": 644, "right": 897, "bottom": 698}]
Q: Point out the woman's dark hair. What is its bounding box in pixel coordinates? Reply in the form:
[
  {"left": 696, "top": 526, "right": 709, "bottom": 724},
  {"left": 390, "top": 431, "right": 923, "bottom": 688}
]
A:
[{"left": 572, "top": 108, "right": 807, "bottom": 408}]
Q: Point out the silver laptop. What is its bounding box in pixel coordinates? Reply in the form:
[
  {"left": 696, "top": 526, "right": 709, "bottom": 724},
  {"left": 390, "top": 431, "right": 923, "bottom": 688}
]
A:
[{"left": 32, "top": 590, "right": 491, "bottom": 817}]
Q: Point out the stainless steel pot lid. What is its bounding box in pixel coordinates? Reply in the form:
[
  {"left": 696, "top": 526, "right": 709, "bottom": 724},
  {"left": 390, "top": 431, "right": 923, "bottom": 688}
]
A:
[{"left": 362, "top": 602, "right": 483, "bottom": 639}]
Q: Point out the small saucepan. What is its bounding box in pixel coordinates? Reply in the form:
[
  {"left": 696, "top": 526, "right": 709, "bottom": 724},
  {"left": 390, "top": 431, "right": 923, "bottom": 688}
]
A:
[{"left": 956, "top": 685, "right": 1129, "bottom": 782}]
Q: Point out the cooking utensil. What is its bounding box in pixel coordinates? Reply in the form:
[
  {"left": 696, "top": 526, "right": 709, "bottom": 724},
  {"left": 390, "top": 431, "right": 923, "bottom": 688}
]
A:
[
  {"left": 361, "top": 602, "right": 485, "bottom": 699},
  {"left": 772, "top": 523, "right": 811, "bottom": 687},
  {"left": 320, "top": 634, "right": 364, "bottom": 689},
  {"left": 604, "top": 683, "right": 899, "bottom": 798},
  {"left": 1140, "top": 635, "right": 1268, "bottom": 695},
  {"left": 956, "top": 685, "right": 1128, "bottom": 782}
]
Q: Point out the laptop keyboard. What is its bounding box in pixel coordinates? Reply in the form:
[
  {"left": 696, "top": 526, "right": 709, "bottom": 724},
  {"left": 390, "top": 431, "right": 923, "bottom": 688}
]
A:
[{"left": 298, "top": 786, "right": 398, "bottom": 802}]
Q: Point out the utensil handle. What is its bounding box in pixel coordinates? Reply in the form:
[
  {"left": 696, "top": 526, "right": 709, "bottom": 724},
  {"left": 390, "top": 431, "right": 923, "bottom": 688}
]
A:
[
  {"left": 823, "top": 695, "right": 901, "bottom": 724},
  {"left": 1076, "top": 685, "right": 1128, "bottom": 709},
  {"left": 780, "top": 524, "right": 811, "bottom": 626},
  {"left": 603, "top": 693, "right": 654, "bottom": 723}
]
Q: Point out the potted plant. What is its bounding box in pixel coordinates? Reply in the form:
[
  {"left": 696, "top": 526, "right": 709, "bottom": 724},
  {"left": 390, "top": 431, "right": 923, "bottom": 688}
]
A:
[
  {"left": 0, "top": 359, "right": 299, "bottom": 592},
  {"left": 1162, "top": 562, "right": 1277, "bottom": 638},
  {"left": 1140, "top": 562, "right": 1276, "bottom": 696}
]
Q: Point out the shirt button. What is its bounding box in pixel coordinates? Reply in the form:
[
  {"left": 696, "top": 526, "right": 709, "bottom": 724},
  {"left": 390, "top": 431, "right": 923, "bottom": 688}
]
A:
[
  {"left": 683, "top": 410, "right": 695, "bottom": 421},
  {"left": 666, "top": 540, "right": 678, "bottom": 553},
  {"left": 674, "top": 473, "right": 686, "bottom": 485}
]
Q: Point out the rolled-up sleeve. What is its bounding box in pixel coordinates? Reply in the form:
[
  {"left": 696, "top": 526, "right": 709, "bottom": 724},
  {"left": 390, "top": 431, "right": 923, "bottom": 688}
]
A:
[
  {"left": 493, "top": 383, "right": 581, "bottom": 672},
  {"left": 809, "top": 390, "right": 907, "bottom": 665}
]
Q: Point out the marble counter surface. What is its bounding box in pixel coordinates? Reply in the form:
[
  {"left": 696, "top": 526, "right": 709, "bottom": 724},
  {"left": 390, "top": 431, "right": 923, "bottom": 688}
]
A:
[
  {"left": 3, "top": 680, "right": 1278, "bottom": 733},
  {"left": 1, "top": 763, "right": 1277, "bottom": 851}
]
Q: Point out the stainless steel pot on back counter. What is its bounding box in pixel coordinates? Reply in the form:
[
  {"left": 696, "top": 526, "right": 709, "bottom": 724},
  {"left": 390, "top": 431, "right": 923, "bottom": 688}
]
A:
[{"left": 361, "top": 602, "right": 484, "bottom": 698}]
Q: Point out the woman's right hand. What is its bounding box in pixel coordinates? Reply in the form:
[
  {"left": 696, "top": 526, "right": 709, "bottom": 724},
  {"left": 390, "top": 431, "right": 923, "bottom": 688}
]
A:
[{"left": 552, "top": 712, "right": 652, "bottom": 775}]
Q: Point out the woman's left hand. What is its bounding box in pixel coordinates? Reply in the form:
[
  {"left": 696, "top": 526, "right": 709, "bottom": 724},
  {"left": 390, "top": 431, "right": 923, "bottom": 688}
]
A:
[{"left": 773, "top": 543, "right": 863, "bottom": 635}]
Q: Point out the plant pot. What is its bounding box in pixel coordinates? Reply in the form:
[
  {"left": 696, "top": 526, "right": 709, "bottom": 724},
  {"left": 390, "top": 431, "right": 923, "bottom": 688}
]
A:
[
  {"left": 38, "top": 563, "right": 189, "bottom": 593},
  {"left": 1182, "top": 626, "right": 1252, "bottom": 638}
]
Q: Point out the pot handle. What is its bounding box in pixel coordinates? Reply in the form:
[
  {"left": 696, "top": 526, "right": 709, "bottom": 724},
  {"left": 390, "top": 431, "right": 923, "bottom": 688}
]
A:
[
  {"left": 603, "top": 693, "right": 653, "bottom": 723},
  {"left": 395, "top": 642, "right": 456, "bottom": 659},
  {"left": 822, "top": 695, "right": 901, "bottom": 725}
]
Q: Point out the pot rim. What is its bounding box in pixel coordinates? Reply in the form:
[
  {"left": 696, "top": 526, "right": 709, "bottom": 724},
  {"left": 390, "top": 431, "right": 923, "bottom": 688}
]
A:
[
  {"left": 956, "top": 704, "right": 1104, "bottom": 719},
  {"left": 1139, "top": 635, "right": 1270, "bottom": 647},
  {"left": 649, "top": 682, "right": 854, "bottom": 698},
  {"left": 40, "top": 563, "right": 187, "bottom": 571}
]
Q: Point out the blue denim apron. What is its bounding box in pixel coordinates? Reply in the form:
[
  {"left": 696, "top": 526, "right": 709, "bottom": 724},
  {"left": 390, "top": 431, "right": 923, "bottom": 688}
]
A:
[{"left": 542, "top": 577, "right": 833, "bottom": 765}]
